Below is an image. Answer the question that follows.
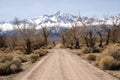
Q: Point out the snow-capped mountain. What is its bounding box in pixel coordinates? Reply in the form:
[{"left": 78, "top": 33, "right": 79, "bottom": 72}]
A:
[
  {"left": 27, "top": 11, "right": 77, "bottom": 24},
  {"left": 0, "top": 11, "right": 119, "bottom": 31},
  {"left": 0, "top": 11, "right": 78, "bottom": 31}
]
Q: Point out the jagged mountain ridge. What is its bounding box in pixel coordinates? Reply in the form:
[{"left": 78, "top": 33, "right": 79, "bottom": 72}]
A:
[
  {"left": 25, "top": 11, "right": 77, "bottom": 24},
  {"left": 0, "top": 11, "right": 78, "bottom": 31},
  {"left": 0, "top": 11, "right": 119, "bottom": 31}
]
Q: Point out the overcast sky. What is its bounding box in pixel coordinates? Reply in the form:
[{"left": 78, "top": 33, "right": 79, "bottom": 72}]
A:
[{"left": 0, "top": 0, "right": 120, "bottom": 21}]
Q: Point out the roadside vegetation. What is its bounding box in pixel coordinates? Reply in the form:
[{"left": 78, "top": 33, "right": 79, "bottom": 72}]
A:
[
  {"left": 59, "top": 14, "right": 120, "bottom": 78},
  {"left": 0, "top": 18, "right": 56, "bottom": 75},
  {"left": 60, "top": 14, "right": 120, "bottom": 70}
]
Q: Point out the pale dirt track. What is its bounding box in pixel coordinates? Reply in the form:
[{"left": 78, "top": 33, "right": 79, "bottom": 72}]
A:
[{"left": 13, "top": 47, "right": 119, "bottom": 80}]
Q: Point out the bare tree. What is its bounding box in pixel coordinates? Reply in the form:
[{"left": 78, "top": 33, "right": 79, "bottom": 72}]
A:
[
  {"left": 100, "top": 15, "right": 120, "bottom": 45},
  {"left": 0, "top": 28, "right": 7, "bottom": 47},
  {"left": 60, "top": 29, "right": 66, "bottom": 46},
  {"left": 77, "top": 15, "right": 96, "bottom": 47},
  {"left": 97, "top": 31, "right": 103, "bottom": 47},
  {"left": 13, "top": 17, "right": 36, "bottom": 54},
  {"left": 5, "top": 32, "right": 17, "bottom": 50},
  {"left": 41, "top": 25, "right": 58, "bottom": 45},
  {"left": 60, "top": 20, "right": 83, "bottom": 49},
  {"left": 70, "top": 22, "right": 81, "bottom": 48},
  {"left": 77, "top": 15, "right": 104, "bottom": 48},
  {"left": 110, "top": 15, "right": 120, "bottom": 43}
]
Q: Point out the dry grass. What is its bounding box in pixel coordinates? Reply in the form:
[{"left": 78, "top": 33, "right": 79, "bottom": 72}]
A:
[
  {"left": 30, "top": 54, "right": 39, "bottom": 63},
  {"left": 102, "top": 44, "right": 120, "bottom": 61},
  {"left": 81, "top": 47, "right": 101, "bottom": 54},
  {"left": 0, "top": 54, "right": 22, "bottom": 75},
  {"left": 8, "top": 50, "right": 28, "bottom": 62},
  {"left": 80, "top": 47, "right": 93, "bottom": 54},
  {"left": 40, "top": 44, "right": 55, "bottom": 49},
  {"left": 97, "top": 43, "right": 120, "bottom": 70},
  {"left": 98, "top": 55, "right": 120, "bottom": 70},
  {"left": 46, "top": 44, "right": 54, "bottom": 49},
  {"left": 81, "top": 44, "right": 120, "bottom": 70},
  {"left": 85, "top": 54, "right": 97, "bottom": 61},
  {"left": 34, "top": 49, "right": 48, "bottom": 57},
  {"left": 31, "top": 49, "right": 48, "bottom": 63},
  {"left": 0, "top": 50, "right": 30, "bottom": 75},
  {"left": 98, "top": 55, "right": 115, "bottom": 70}
]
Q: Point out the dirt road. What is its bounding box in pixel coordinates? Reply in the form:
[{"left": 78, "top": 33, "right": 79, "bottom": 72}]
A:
[{"left": 13, "top": 48, "right": 119, "bottom": 80}]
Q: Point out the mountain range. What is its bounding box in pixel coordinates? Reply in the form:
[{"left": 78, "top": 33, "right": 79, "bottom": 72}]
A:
[{"left": 0, "top": 11, "right": 118, "bottom": 31}]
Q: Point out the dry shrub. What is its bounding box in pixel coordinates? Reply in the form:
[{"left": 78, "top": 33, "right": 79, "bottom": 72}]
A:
[
  {"left": 98, "top": 56, "right": 114, "bottom": 70},
  {"left": 60, "top": 44, "right": 65, "bottom": 48},
  {"left": 3, "top": 48, "right": 11, "bottom": 53},
  {"left": 110, "top": 49, "right": 120, "bottom": 61},
  {"left": 0, "top": 54, "right": 22, "bottom": 75},
  {"left": 10, "top": 64, "right": 18, "bottom": 73},
  {"left": 12, "top": 50, "right": 24, "bottom": 55},
  {"left": 0, "top": 61, "right": 11, "bottom": 74},
  {"left": 0, "top": 48, "right": 6, "bottom": 51},
  {"left": 30, "top": 49, "right": 48, "bottom": 63},
  {"left": 41, "top": 44, "right": 54, "bottom": 49},
  {"left": 80, "top": 47, "right": 93, "bottom": 54},
  {"left": 19, "top": 56, "right": 27, "bottom": 62},
  {"left": 69, "top": 45, "right": 76, "bottom": 49},
  {"left": 33, "top": 49, "right": 41, "bottom": 54},
  {"left": 81, "top": 46, "right": 101, "bottom": 54},
  {"left": 85, "top": 54, "right": 97, "bottom": 61},
  {"left": 102, "top": 44, "right": 120, "bottom": 61},
  {"left": 0, "top": 54, "right": 13, "bottom": 63},
  {"left": 98, "top": 56, "right": 120, "bottom": 70},
  {"left": 12, "top": 58, "right": 22, "bottom": 71},
  {"left": 30, "top": 54, "right": 39, "bottom": 63},
  {"left": 39, "top": 50, "right": 48, "bottom": 56},
  {"left": 46, "top": 44, "right": 54, "bottom": 49},
  {"left": 8, "top": 50, "right": 28, "bottom": 62},
  {"left": 98, "top": 44, "right": 120, "bottom": 70},
  {"left": 92, "top": 47, "right": 100, "bottom": 53},
  {"left": 14, "top": 55, "right": 27, "bottom": 62},
  {"left": 34, "top": 49, "right": 48, "bottom": 57}
]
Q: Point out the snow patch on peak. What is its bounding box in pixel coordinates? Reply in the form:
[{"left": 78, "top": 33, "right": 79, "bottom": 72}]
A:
[{"left": 0, "top": 23, "right": 13, "bottom": 31}]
